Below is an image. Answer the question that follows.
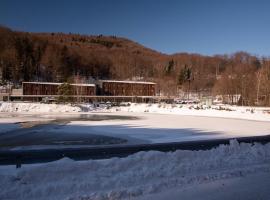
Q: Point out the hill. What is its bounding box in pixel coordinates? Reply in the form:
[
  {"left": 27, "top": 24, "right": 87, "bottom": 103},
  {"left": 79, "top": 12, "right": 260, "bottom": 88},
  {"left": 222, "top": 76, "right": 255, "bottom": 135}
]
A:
[{"left": 0, "top": 26, "right": 270, "bottom": 105}]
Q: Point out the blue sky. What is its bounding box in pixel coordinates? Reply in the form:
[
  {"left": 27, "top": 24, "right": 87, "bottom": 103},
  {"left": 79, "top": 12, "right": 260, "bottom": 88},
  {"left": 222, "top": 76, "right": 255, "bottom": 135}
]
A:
[{"left": 1, "top": 0, "right": 270, "bottom": 56}]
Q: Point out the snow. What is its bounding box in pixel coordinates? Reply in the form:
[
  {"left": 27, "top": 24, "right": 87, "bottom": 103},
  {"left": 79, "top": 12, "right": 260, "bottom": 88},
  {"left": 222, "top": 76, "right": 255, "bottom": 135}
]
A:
[
  {"left": 0, "top": 102, "right": 106, "bottom": 113},
  {"left": 63, "top": 112, "right": 270, "bottom": 144},
  {"left": 0, "top": 102, "right": 270, "bottom": 148},
  {"left": 0, "top": 140, "right": 270, "bottom": 200},
  {"left": 135, "top": 172, "right": 270, "bottom": 200},
  {"left": 111, "top": 103, "right": 270, "bottom": 122},
  {"left": 1, "top": 102, "right": 269, "bottom": 122},
  {"left": 1, "top": 111, "right": 269, "bottom": 149},
  {"left": 0, "top": 102, "right": 270, "bottom": 199},
  {"left": 0, "top": 102, "right": 80, "bottom": 113}
]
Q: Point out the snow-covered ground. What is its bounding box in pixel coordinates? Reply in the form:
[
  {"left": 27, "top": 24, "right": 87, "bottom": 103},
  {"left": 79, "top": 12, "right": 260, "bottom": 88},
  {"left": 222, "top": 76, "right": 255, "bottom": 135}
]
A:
[
  {"left": 0, "top": 102, "right": 270, "bottom": 149},
  {"left": 111, "top": 103, "right": 270, "bottom": 122},
  {"left": 1, "top": 102, "right": 270, "bottom": 199},
  {"left": 1, "top": 102, "right": 270, "bottom": 122},
  {"left": 0, "top": 102, "right": 82, "bottom": 113},
  {"left": 63, "top": 112, "right": 270, "bottom": 144},
  {"left": 1, "top": 111, "right": 270, "bottom": 150},
  {"left": 135, "top": 172, "right": 270, "bottom": 200},
  {"left": 0, "top": 140, "right": 270, "bottom": 200}
]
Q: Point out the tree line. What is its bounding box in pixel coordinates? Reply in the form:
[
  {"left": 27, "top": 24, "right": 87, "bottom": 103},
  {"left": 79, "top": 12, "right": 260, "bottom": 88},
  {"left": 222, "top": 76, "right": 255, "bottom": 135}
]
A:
[{"left": 0, "top": 26, "right": 270, "bottom": 106}]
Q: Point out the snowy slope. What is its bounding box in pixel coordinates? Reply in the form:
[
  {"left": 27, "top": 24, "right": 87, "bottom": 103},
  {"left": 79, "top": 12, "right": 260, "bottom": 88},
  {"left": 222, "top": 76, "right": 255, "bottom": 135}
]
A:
[{"left": 0, "top": 140, "right": 270, "bottom": 200}]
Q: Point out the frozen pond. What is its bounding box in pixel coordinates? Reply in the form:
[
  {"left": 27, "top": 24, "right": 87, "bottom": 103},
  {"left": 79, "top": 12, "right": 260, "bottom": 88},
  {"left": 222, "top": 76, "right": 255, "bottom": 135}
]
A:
[
  {"left": 0, "top": 114, "right": 139, "bottom": 149},
  {"left": 0, "top": 112, "right": 270, "bottom": 150}
]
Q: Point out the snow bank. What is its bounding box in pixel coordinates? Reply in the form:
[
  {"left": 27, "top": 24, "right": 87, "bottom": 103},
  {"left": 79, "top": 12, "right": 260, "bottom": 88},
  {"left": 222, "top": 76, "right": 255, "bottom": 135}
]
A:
[
  {"left": 111, "top": 103, "right": 270, "bottom": 121},
  {"left": 0, "top": 102, "right": 108, "bottom": 113},
  {"left": 0, "top": 102, "right": 81, "bottom": 113},
  {"left": 1, "top": 140, "right": 270, "bottom": 200},
  {"left": 1, "top": 102, "right": 270, "bottom": 121}
]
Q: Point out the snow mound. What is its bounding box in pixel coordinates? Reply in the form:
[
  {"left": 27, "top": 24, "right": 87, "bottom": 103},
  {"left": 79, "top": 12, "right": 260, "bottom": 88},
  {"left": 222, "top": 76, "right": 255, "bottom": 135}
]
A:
[
  {"left": 0, "top": 102, "right": 81, "bottom": 113},
  {"left": 0, "top": 102, "right": 109, "bottom": 113},
  {"left": 1, "top": 102, "right": 270, "bottom": 121},
  {"left": 110, "top": 103, "right": 270, "bottom": 121},
  {"left": 0, "top": 140, "right": 270, "bottom": 200}
]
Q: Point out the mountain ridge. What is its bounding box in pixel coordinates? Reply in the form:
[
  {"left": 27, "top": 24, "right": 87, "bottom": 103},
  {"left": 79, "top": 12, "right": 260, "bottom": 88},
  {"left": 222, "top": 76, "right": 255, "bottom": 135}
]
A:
[{"left": 1, "top": 26, "right": 270, "bottom": 106}]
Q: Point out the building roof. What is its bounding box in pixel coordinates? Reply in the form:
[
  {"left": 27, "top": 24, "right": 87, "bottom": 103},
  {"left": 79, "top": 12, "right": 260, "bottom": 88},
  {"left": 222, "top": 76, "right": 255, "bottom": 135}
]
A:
[
  {"left": 22, "top": 82, "right": 95, "bottom": 87},
  {"left": 99, "top": 80, "right": 156, "bottom": 84}
]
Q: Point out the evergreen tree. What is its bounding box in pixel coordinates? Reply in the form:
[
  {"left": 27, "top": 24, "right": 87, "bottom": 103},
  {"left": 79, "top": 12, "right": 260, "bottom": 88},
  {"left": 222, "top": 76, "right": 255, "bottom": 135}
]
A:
[
  {"left": 57, "top": 82, "right": 73, "bottom": 103},
  {"left": 178, "top": 65, "right": 192, "bottom": 85},
  {"left": 164, "top": 59, "right": 174, "bottom": 75}
]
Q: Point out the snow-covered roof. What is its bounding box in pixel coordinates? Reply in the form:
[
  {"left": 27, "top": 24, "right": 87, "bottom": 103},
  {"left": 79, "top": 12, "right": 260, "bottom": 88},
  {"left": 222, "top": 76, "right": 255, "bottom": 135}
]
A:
[
  {"left": 99, "top": 80, "right": 156, "bottom": 84},
  {"left": 22, "top": 82, "right": 95, "bottom": 87}
]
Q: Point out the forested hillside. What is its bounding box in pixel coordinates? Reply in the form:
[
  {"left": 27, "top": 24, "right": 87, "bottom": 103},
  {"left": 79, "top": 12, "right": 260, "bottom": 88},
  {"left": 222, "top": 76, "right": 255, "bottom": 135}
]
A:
[{"left": 1, "top": 26, "right": 270, "bottom": 106}]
